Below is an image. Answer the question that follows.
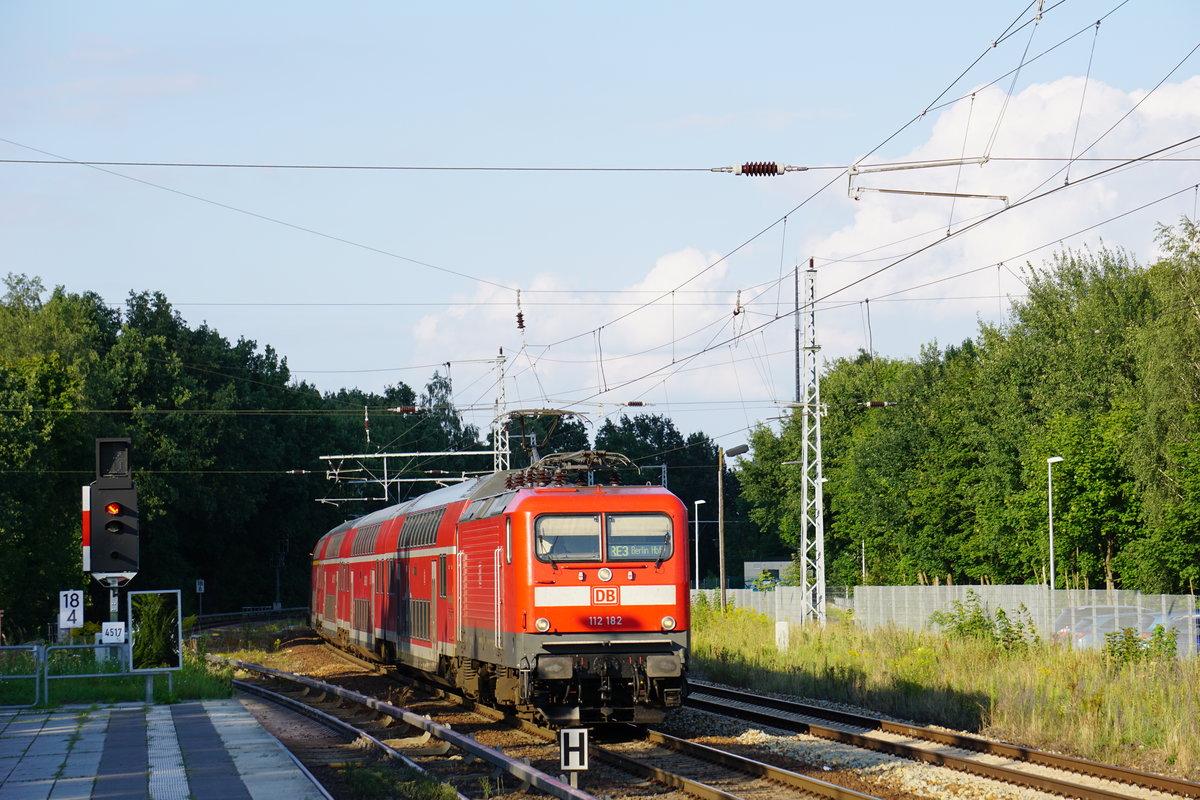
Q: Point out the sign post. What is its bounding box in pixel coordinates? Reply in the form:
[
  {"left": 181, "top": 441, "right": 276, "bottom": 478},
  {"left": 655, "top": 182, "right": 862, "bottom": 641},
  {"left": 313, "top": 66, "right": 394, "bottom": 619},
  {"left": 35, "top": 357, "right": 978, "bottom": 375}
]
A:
[{"left": 558, "top": 727, "right": 588, "bottom": 788}]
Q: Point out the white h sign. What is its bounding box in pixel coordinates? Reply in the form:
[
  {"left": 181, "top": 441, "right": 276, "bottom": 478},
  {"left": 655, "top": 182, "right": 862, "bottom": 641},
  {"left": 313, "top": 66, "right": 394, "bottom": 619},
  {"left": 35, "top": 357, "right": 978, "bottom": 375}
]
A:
[{"left": 559, "top": 727, "right": 588, "bottom": 771}]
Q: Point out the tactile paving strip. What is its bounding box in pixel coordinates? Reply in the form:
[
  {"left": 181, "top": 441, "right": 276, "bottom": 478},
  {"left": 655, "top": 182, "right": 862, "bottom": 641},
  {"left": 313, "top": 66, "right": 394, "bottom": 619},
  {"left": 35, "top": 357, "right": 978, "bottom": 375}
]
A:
[{"left": 148, "top": 705, "right": 190, "bottom": 800}]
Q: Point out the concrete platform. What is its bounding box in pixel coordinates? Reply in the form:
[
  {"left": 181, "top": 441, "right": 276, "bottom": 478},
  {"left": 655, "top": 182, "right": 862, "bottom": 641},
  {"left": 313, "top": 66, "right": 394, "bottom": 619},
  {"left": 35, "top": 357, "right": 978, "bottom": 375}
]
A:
[{"left": 0, "top": 699, "right": 332, "bottom": 800}]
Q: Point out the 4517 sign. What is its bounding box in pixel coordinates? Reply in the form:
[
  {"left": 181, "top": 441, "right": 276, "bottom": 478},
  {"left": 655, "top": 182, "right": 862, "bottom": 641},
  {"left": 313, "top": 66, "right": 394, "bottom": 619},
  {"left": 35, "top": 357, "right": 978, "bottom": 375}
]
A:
[{"left": 59, "top": 590, "right": 84, "bottom": 630}]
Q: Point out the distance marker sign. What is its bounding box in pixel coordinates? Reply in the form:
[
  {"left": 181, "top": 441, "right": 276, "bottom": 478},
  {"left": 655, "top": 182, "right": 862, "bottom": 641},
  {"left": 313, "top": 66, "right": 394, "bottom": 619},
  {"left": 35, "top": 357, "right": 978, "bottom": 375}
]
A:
[{"left": 59, "top": 590, "right": 83, "bottom": 629}]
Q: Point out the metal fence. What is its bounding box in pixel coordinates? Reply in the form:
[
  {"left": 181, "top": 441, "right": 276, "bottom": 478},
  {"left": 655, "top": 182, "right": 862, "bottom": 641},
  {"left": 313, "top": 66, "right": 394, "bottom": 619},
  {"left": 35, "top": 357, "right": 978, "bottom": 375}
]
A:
[
  {"left": 694, "top": 585, "right": 1200, "bottom": 656},
  {"left": 0, "top": 645, "right": 42, "bottom": 708}
]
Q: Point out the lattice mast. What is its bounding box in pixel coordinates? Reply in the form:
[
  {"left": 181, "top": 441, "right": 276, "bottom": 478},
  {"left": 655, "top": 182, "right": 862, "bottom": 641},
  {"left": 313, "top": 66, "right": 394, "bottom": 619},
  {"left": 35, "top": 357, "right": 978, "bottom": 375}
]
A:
[
  {"left": 493, "top": 349, "right": 509, "bottom": 473},
  {"left": 799, "top": 259, "right": 827, "bottom": 624}
]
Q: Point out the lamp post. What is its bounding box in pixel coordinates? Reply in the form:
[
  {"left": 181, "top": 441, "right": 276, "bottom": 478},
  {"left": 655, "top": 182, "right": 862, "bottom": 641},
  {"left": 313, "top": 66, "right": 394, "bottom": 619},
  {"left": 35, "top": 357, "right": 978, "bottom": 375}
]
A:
[
  {"left": 719, "top": 444, "right": 749, "bottom": 608},
  {"left": 692, "top": 499, "right": 706, "bottom": 591},
  {"left": 1047, "top": 456, "right": 1064, "bottom": 590}
]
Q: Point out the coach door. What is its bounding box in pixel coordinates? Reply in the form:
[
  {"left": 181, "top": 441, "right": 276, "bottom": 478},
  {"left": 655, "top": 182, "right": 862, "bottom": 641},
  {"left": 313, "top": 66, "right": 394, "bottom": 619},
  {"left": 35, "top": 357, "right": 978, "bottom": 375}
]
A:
[
  {"left": 430, "top": 561, "right": 438, "bottom": 652},
  {"left": 456, "top": 551, "right": 466, "bottom": 644}
]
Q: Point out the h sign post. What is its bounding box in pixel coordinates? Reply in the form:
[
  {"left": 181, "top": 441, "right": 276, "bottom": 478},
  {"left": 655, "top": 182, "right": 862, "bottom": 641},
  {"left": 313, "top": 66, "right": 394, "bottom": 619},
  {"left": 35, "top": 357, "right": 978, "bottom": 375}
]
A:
[{"left": 558, "top": 727, "right": 588, "bottom": 787}]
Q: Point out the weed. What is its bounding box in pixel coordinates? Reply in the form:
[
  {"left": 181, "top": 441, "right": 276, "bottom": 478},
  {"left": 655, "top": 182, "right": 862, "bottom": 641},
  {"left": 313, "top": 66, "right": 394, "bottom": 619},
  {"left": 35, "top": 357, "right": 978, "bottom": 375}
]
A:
[
  {"left": 342, "top": 763, "right": 457, "bottom": 800},
  {"left": 690, "top": 598, "right": 1200, "bottom": 779},
  {"left": 929, "top": 591, "right": 1039, "bottom": 651},
  {"left": 1104, "top": 625, "right": 1178, "bottom": 668}
]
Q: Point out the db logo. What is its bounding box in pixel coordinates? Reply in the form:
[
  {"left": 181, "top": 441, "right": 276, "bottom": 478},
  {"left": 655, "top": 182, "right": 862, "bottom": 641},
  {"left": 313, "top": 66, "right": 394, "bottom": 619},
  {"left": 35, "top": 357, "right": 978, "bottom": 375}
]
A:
[{"left": 592, "top": 586, "right": 618, "bottom": 605}]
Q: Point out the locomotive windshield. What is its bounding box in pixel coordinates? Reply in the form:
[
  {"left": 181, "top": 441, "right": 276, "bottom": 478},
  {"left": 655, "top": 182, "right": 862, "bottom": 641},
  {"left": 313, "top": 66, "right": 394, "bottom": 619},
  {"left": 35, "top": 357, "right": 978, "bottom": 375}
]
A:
[
  {"left": 535, "top": 514, "right": 602, "bottom": 561},
  {"left": 534, "top": 512, "right": 672, "bottom": 563},
  {"left": 607, "top": 513, "right": 672, "bottom": 561}
]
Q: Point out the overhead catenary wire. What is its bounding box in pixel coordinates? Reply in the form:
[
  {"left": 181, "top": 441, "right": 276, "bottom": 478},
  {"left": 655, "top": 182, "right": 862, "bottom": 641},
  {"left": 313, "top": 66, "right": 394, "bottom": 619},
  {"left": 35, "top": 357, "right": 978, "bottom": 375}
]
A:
[
  {"left": 516, "top": 0, "right": 1137, "bottom": 372},
  {"left": 0, "top": 137, "right": 519, "bottom": 294},
  {"left": 544, "top": 136, "right": 1200, "bottom": 412},
  {"left": 4, "top": 0, "right": 1188, "bottom": 433},
  {"left": 1065, "top": 20, "right": 1103, "bottom": 185}
]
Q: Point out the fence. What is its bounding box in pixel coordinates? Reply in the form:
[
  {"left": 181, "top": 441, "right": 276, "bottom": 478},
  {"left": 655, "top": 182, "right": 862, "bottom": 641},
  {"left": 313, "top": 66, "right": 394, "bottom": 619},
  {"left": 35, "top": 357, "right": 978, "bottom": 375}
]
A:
[
  {"left": 0, "top": 645, "right": 42, "bottom": 708},
  {"left": 694, "top": 585, "right": 1200, "bottom": 656}
]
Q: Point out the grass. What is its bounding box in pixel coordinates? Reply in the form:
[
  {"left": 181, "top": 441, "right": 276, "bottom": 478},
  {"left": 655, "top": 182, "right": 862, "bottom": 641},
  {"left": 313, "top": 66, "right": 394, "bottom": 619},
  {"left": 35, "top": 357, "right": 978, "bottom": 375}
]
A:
[
  {"left": 39, "top": 649, "right": 233, "bottom": 706},
  {"left": 689, "top": 596, "right": 1200, "bottom": 779},
  {"left": 0, "top": 647, "right": 40, "bottom": 706},
  {"left": 0, "top": 626, "right": 244, "bottom": 708},
  {"left": 342, "top": 763, "right": 458, "bottom": 800}
]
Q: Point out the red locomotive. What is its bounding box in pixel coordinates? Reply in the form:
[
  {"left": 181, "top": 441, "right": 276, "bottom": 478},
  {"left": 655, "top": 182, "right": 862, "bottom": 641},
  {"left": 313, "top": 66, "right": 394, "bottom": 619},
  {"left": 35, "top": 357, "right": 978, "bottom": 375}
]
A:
[{"left": 310, "top": 451, "right": 689, "bottom": 725}]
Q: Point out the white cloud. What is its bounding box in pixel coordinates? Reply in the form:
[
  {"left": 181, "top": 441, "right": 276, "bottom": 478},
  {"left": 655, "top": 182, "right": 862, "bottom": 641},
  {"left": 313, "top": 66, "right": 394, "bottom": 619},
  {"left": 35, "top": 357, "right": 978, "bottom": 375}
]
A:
[
  {"left": 414, "top": 76, "right": 1200, "bottom": 438},
  {"left": 803, "top": 75, "right": 1200, "bottom": 358}
]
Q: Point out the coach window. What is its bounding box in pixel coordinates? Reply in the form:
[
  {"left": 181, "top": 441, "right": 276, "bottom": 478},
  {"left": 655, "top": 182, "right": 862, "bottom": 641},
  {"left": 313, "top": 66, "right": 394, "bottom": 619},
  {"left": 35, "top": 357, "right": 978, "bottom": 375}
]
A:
[
  {"left": 535, "top": 514, "right": 601, "bottom": 562},
  {"left": 607, "top": 513, "right": 672, "bottom": 561}
]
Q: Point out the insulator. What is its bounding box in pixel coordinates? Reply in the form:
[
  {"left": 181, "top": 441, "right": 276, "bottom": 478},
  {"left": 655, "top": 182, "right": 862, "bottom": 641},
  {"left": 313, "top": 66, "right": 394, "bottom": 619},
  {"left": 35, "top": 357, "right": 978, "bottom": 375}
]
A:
[
  {"left": 516, "top": 311, "right": 525, "bottom": 330},
  {"left": 737, "top": 161, "right": 783, "bottom": 177}
]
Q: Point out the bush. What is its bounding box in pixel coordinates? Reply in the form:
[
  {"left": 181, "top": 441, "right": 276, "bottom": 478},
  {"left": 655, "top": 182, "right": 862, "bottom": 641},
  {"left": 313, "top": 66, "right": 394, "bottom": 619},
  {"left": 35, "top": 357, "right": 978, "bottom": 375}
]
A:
[
  {"left": 928, "top": 591, "right": 1039, "bottom": 651},
  {"left": 1104, "top": 625, "right": 1178, "bottom": 668}
]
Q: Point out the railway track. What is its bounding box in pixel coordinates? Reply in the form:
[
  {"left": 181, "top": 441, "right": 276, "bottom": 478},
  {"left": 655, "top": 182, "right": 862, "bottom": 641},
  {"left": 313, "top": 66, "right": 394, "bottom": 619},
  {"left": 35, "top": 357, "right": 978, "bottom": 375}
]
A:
[
  {"left": 686, "top": 680, "right": 1200, "bottom": 800},
  {"left": 219, "top": 653, "right": 886, "bottom": 800}
]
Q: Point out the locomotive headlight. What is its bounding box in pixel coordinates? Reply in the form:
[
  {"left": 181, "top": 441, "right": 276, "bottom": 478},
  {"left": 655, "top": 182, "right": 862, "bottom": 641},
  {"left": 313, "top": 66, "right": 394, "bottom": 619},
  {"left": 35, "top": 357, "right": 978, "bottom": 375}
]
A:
[
  {"left": 598, "top": 568, "right": 612, "bottom": 582},
  {"left": 535, "top": 617, "right": 551, "bottom": 632},
  {"left": 661, "top": 615, "right": 677, "bottom": 631}
]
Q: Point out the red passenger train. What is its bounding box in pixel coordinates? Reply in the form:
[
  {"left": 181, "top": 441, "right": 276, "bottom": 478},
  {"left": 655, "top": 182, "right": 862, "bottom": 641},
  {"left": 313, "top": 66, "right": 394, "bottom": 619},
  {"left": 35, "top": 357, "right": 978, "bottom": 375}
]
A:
[{"left": 310, "top": 451, "right": 689, "bottom": 725}]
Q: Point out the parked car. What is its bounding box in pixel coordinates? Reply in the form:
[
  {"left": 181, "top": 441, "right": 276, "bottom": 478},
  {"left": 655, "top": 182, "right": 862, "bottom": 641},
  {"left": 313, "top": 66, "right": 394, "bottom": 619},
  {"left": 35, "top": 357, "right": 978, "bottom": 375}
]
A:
[{"left": 1051, "top": 606, "right": 1150, "bottom": 649}]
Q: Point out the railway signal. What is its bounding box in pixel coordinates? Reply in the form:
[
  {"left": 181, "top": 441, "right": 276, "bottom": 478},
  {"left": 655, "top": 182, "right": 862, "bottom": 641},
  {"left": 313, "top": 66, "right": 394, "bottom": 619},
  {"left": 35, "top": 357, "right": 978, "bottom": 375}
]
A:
[
  {"left": 89, "top": 486, "right": 139, "bottom": 573},
  {"left": 84, "top": 438, "right": 139, "bottom": 588}
]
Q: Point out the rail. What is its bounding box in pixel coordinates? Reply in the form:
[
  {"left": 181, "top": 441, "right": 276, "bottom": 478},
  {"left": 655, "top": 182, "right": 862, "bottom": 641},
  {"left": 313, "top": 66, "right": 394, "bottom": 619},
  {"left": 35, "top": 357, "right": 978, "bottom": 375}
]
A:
[
  {"left": 688, "top": 680, "right": 1200, "bottom": 800},
  {"left": 192, "top": 606, "right": 308, "bottom": 631},
  {"left": 214, "top": 655, "right": 599, "bottom": 800}
]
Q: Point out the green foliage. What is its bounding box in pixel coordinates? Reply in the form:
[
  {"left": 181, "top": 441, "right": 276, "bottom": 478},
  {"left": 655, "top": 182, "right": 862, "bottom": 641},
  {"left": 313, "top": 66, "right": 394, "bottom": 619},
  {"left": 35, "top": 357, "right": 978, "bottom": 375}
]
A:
[
  {"left": 342, "top": 763, "right": 457, "bottom": 800},
  {"left": 736, "top": 222, "right": 1200, "bottom": 593},
  {"left": 751, "top": 568, "right": 778, "bottom": 591},
  {"left": 928, "top": 591, "right": 1039, "bottom": 651},
  {"left": 131, "top": 592, "right": 180, "bottom": 669},
  {"left": 0, "top": 276, "right": 515, "bottom": 634},
  {"left": 690, "top": 607, "right": 1200, "bottom": 778},
  {"left": 1103, "top": 625, "right": 1178, "bottom": 668}
]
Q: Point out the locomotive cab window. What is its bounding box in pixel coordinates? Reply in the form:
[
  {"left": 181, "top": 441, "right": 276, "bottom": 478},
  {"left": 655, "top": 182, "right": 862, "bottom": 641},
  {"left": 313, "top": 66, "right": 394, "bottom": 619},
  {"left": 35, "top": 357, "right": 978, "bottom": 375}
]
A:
[
  {"left": 607, "top": 513, "right": 672, "bottom": 561},
  {"left": 535, "top": 514, "right": 601, "bottom": 562}
]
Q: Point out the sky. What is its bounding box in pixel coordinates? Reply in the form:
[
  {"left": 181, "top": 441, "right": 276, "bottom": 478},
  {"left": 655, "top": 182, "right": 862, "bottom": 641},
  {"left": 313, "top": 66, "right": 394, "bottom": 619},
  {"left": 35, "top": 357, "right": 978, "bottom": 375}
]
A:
[{"left": 3, "top": 1, "right": 1199, "bottom": 458}]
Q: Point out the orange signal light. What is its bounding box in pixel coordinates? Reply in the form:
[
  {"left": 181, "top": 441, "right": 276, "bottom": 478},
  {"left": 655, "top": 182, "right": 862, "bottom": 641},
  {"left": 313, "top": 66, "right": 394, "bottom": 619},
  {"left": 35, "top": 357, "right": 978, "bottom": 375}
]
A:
[{"left": 105, "top": 502, "right": 121, "bottom": 515}]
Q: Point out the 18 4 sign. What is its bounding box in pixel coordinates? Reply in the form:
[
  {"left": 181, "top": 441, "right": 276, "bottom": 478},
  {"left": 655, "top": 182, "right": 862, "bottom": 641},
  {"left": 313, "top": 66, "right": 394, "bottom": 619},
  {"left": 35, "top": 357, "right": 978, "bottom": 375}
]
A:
[{"left": 59, "top": 590, "right": 83, "bottom": 629}]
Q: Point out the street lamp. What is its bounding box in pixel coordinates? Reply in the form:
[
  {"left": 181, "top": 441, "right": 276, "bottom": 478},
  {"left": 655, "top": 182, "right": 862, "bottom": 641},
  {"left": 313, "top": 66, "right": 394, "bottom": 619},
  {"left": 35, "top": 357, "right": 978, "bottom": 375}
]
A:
[
  {"left": 1047, "top": 456, "right": 1064, "bottom": 590},
  {"left": 719, "top": 443, "right": 749, "bottom": 608},
  {"left": 692, "top": 499, "right": 706, "bottom": 591}
]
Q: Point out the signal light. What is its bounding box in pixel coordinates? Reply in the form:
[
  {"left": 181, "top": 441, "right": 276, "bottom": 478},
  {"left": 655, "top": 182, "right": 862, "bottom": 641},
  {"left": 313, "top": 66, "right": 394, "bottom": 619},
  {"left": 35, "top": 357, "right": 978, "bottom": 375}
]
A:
[{"left": 88, "top": 485, "right": 139, "bottom": 574}]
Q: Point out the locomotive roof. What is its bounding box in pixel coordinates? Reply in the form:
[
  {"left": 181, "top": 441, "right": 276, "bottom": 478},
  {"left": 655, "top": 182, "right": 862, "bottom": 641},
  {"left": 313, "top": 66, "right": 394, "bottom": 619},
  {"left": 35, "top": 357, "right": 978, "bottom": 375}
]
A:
[{"left": 318, "top": 451, "right": 669, "bottom": 541}]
